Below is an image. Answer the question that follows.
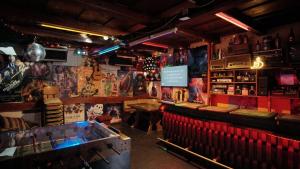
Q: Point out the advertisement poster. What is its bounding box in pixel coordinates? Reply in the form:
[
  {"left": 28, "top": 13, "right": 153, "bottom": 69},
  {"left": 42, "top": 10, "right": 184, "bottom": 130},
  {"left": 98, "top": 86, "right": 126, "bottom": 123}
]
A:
[
  {"left": 161, "top": 87, "right": 173, "bottom": 102},
  {"left": 64, "top": 104, "right": 85, "bottom": 123},
  {"left": 133, "top": 72, "right": 147, "bottom": 96},
  {"left": 52, "top": 65, "right": 78, "bottom": 98},
  {"left": 104, "top": 104, "right": 122, "bottom": 123},
  {"left": 99, "top": 65, "right": 119, "bottom": 97},
  {"left": 85, "top": 104, "right": 104, "bottom": 121},
  {"left": 77, "top": 66, "right": 100, "bottom": 96},
  {"left": 118, "top": 70, "right": 133, "bottom": 97},
  {"left": 147, "top": 81, "right": 161, "bottom": 99},
  {"left": 0, "top": 54, "right": 29, "bottom": 102},
  {"left": 188, "top": 78, "right": 208, "bottom": 104},
  {"left": 188, "top": 46, "right": 208, "bottom": 78}
]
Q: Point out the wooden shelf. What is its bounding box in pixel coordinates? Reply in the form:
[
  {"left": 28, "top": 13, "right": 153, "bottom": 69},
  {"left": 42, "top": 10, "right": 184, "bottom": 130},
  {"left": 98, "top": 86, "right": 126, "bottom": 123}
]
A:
[
  {"left": 211, "top": 82, "right": 256, "bottom": 84},
  {"left": 210, "top": 93, "right": 258, "bottom": 97},
  {"left": 211, "top": 76, "right": 234, "bottom": 78}
]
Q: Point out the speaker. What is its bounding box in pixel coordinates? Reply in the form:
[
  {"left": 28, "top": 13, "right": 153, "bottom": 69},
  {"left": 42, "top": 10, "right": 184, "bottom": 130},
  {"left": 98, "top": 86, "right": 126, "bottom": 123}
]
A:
[{"left": 258, "top": 77, "right": 268, "bottom": 96}]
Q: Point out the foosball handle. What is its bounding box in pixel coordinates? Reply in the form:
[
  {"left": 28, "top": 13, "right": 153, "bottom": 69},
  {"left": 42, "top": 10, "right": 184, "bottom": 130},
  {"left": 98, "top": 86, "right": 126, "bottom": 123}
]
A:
[
  {"left": 95, "top": 150, "right": 110, "bottom": 164},
  {"left": 107, "top": 143, "right": 121, "bottom": 155}
]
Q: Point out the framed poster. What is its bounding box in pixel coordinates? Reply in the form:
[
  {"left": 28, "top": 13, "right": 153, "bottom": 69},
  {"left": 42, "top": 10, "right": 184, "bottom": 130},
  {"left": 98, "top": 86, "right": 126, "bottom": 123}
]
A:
[{"left": 64, "top": 103, "right": 85, "bottom": 123}]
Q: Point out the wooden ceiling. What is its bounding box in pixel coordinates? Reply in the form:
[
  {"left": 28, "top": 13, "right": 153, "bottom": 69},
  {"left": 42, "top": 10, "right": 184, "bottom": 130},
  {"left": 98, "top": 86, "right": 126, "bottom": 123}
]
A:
[{"left": 0, "top": 0, "right": 299, "bottom": 47}]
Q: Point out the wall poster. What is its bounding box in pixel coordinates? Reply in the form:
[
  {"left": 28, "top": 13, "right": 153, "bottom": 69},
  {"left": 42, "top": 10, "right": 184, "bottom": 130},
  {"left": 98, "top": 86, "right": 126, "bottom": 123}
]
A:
[{"left": 64, "top": 103, "right": 85, "bottom": 123}]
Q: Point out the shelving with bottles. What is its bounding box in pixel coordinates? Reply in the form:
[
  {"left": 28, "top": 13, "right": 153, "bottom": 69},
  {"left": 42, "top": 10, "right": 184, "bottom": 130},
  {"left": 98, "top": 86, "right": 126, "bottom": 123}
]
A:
[{"left": 210, "top": 69, "right": 257, "bottom": 96}]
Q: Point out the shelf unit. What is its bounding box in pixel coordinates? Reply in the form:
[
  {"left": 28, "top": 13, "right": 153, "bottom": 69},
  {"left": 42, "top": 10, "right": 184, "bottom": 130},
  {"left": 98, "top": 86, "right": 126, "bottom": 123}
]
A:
[{"left": 210, "top": 69, "right": 257, "bottom": 96}]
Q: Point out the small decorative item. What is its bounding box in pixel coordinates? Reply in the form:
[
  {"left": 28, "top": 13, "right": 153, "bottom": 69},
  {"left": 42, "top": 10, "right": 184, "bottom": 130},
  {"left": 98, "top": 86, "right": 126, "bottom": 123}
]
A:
[
  {"left": 251, "top": 57, "right": 264, "bottom": 69},
  {"left": 27, "top": 42, "right": 46, "bottom": 62}
]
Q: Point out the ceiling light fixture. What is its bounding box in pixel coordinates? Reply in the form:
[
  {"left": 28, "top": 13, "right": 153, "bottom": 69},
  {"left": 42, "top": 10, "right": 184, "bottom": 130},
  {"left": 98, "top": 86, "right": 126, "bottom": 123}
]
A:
[
  {"left": 40, "top": 23, "right": 108, "bottom": 38},
  {"left": 129, "top": 27, "right": 178, "bottom": 47},
  {"left": 142, "top": 42, "right": 169, "bottom": 49},
  {"left": 98, "top": 45, "right": 120, "bottom": 55},
  {"left": 215, "top": 12, "right": 250, "bottom": 31}
]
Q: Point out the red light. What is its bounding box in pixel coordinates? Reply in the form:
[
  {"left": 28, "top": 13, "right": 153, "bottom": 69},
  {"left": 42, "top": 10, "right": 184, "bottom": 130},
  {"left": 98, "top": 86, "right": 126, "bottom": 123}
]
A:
[
  {"left": 142, "top": 42, "right": 169, "bottom": 49},
  {"left": 215, "top": 12, "right": 250, "bottom": 31}
]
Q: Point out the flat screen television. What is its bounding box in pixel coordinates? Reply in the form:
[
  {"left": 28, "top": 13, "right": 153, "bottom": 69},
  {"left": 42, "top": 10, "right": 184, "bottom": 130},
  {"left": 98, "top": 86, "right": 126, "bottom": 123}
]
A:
[
  {"left": 276, "top": 74, "right": 299, "bottom": 85},
  {"left": 161, "top": 65, "right": 188, "bottom": 87}
]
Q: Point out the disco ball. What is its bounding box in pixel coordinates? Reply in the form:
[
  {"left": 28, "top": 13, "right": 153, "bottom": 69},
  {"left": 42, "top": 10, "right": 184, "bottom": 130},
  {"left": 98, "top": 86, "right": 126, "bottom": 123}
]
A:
[{"left": 27, "top": 42, "right": 46, "bottom": 62}]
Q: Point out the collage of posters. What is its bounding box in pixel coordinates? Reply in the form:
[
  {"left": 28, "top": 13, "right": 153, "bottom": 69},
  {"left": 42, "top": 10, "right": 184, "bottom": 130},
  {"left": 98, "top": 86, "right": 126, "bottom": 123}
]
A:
[
  {"left": 99, "top": 65, "right": 119, "bottom": 97},
  {"left": 118, "top": 70, "right": 133, "bottom": 97}
]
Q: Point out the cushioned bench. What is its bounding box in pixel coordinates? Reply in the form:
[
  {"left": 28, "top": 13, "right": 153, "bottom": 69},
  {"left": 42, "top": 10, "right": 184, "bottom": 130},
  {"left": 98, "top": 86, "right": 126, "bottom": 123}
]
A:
[
  {"left": 229, "top": 109, "right": 277, "bottom": 131},
  {"left": 278, "top": 115, "right": 300, "bottom": 137}
]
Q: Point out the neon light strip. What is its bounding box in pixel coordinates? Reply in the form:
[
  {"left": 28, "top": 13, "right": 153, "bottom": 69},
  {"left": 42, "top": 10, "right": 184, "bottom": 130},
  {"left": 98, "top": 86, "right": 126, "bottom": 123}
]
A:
[
  {"left": 40, "top": 23, "right": 107, "bottom": 37},
  {"left": 215, "top": 12, "right": 250, "bottom": 31},
  {"left": 129, "top": 27, "right": 178, "bottom": 47},
  {"left": 142, "top": 42, "right": 169, "bottom": 49},
  {"left": 99, "top": 45, "right": 120, "bottom": 55}
]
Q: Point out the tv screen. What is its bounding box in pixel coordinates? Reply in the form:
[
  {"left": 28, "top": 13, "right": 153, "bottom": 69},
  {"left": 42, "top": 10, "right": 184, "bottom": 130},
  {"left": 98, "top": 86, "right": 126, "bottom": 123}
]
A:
[
  {"left": 161, "top": 65, "right": 188, "bottom": 87},
  {"left": 277, "top": 74, "right": 299, "bottom": 85}
]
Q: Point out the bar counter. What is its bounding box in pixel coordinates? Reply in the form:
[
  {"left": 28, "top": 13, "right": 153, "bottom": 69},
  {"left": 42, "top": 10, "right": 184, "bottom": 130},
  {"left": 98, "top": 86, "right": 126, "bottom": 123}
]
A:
[{"left": 160, "top": 103, "right": 300, "bottom": 169}]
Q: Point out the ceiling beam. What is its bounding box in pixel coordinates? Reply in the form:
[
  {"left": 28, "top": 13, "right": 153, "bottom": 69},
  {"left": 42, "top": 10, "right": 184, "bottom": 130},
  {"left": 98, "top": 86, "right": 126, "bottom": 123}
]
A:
[
  {"left": 176, "top": 28, "right": 218, "bottom": 43},
  {"left": 160, "top": 0, "right": 197, "bottom": 18},
  {"left": 0, "top": 5, "right": 127, "bottom": 36},
  {"left": 75, "top": 0, "right": 152, "bottom": 24}
]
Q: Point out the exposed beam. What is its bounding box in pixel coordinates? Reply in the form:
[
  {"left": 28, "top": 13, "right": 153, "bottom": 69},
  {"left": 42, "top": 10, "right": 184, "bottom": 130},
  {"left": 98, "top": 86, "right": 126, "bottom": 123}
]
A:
[
  {"left": 160, "top": 0, "right": 197, "bottom": 18},
  {"left": 128, "top": 24, "right": 147, "bottom": 33},
  {"left": 75, "top": 0, "right": 152, "bottom": 24},
  {"left": 177, "top": 28, "right": 218, "bottom": 43},
  {"left": 0, "top": 5, "right": 127, "bottom": 36}
]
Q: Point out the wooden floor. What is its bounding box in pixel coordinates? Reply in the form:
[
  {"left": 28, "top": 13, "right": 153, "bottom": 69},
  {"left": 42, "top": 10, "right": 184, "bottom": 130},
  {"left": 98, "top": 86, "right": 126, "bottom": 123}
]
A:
[{"left": 112, "top": 123, "right": 202, "bottom": 169}]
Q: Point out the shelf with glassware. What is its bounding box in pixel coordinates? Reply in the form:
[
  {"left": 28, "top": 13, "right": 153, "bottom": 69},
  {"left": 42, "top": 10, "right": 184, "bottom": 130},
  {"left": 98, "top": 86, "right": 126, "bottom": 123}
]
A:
[{"left": 210, "top": 69, "right": 257, "bottom": 96}]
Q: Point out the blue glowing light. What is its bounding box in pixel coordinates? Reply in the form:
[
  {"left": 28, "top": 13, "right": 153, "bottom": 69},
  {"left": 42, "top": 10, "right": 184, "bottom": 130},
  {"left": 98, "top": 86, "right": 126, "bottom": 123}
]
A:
[
  {"left": 99, "top": 45, "right": 120, "bottom": 55},
  {"left": 74, "top": 121, "right": 89, "bottom": 128},
  {"left": 54, "top": 137, "right": 85, "bottom": 150}
]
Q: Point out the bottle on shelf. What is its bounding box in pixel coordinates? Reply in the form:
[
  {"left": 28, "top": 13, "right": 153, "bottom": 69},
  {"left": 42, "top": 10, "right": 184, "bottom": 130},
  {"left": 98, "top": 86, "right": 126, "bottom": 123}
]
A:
[
  {"left": 243, "top": 72, "right": 250, "bottom": 82},
  {"left": 249, "top": 86, "right": 256, "bottom": 96},
  {"left": 288, "top": 28, "right": 297, "bottom": 61},
  {"left": 249, "top": 72, "right": 256, "bottom": 82},
  {"left": 242, "top": 85, "right": 249, "bottom": 96},
  {"left": 236, "top": 72, "right": 242, "bottom": 82},
  {"left": 235, "top": 85, "right": 242, "bottom": 95},
  {"left": 255, "top": 40, "right": 261, "bottom": 51},
  {"left": 274, "top": 33, "right": 281, "bottom": 49}
]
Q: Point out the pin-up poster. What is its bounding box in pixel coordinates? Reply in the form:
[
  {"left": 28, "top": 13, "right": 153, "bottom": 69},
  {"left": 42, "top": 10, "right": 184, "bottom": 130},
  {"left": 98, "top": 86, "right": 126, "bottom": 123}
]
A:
[
  {"left": 118, "top": 70, "right": 133, "bottom": 97},
  {"left": 104, "top": 104, "right": 122, "bottom": 123},
  {"left": 52, "top": 65, "right": 78, "bottom": 98},
  {"left": 147, "top": 81, "right": 161, "bottom": 99},
  {"left": 77, "top": 66, "right": 100, "bottom": 96},
  {"left": 99, "top": 65, "right": 119, "bottom": 97},
  {"left": 64, "top": 104, "right": 85, "bottom": 123},
  {"left": 85, "top": 104, "right": 104, "bottom": 122},
  {"left": 188, "top": 78, "right": 208, "bottom": 104}
]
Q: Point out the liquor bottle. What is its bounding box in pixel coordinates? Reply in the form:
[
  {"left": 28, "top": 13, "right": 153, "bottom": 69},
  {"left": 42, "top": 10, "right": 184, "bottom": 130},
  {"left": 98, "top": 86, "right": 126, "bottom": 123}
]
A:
[
  {"left": 288, "top": 28, "right": 297, "bottom": 61},
  {"left": 274, "top": 33, "right": 281, "bottom": 49},
  {"left": 243, "top": 72, "right": 249, "bottom": 82},
  {"left": 249, "top": 72, "right": 256, "bottom": 82},
  {"left": 255, "top": 40, "right": 261, "bottom": 51},
  {"left": 249, "top": 86, "right": 256, "bottom": 95},
  {"left": 235, "top": 85, "right": 242, "bottom": 95},
  {"left": 236, "top": 72, "right": 242, "bottom": 82},
  {"left": 242, "top": 85, "right": 249, "bottom": 96}
]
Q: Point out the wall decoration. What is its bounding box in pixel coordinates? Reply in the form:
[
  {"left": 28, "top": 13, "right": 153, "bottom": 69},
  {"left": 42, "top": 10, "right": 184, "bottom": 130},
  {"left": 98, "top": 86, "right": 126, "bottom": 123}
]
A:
[
  {"left": 77, "top": 66, "right": 99, "bottom": 96},
  {"left": 0, "top": 55, "right": 29, "bottom": 102},
  {"left": 21, "top": 79, "right": 46, "bottom": 102},
  {"left": 52, "top": 65, "right": 78, "bottom": 98},
  {"left": 83, "top": 56, "right": 97, "bottom": 67},
  {"left": 64, "top": 103, "right": 85, "bottom": 123},
  {"left": 118, "top": 70, "right": 133, "bottom": 96},
  {"left": 104, "top": 104, "right": 122, "bottom": 123},
  {"left": 173, "top": 48, "right": 188, "bottom": 66},
  {"left": 99, "top": 65, "right": 119, "bottom": 97},
  {"left": 161, "top": 87, "right": 173, "bottom": 102},
  {"left": 133, "top": 72, "right": 147, "bottom": 96},
  {"left": 188, "top": 46, "right": 208, "bottom": 78},
  {"left": 27, "top": 62, "right": 52, "bottom": 80},
  {"left": 85, "top": 104, "right": 104, "bottom": 122},
  {"left": 172, "top": 87, "right": 189, "bottom": 103},
  {"left": 147, "top": 81, "right": 161, "bottom": 99},
  {"left": 188, "top": 78, "right": 208, "bottom": 104}
]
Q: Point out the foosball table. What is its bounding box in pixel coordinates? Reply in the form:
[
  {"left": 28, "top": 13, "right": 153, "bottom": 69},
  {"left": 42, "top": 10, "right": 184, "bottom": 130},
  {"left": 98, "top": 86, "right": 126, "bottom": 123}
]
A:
[{"left": 0, "top": 121, "right": 131, "bottom": 169}]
